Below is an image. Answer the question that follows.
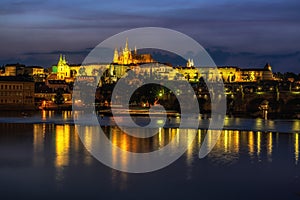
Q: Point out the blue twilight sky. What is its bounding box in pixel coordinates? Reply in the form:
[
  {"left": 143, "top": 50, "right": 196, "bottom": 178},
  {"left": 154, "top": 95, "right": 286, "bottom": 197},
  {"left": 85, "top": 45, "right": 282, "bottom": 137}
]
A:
[{"left": 0, "top": 0, "right": 300, "bottom": 72}]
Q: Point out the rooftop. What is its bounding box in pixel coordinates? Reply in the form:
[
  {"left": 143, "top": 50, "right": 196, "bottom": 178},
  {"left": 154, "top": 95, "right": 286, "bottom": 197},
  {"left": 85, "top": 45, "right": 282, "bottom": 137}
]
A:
[{"left": 0, "top": 76, "right": 34, "bottom": 82}]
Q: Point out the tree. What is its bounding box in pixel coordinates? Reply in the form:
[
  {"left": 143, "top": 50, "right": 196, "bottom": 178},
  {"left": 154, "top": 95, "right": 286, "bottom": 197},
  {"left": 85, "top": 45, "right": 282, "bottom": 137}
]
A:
[
  {"left": 79, "top": 67, "right": 87, "bottom": 76},
  {"left": 54, "top": 89, "right": 65, "bottom": 107}
]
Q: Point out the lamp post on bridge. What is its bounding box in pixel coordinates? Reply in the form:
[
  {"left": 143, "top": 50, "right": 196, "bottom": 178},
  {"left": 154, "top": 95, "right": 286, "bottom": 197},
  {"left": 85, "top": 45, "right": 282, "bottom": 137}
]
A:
[{"left": 259, "top": 100, "right": 269, "bottom": 120}]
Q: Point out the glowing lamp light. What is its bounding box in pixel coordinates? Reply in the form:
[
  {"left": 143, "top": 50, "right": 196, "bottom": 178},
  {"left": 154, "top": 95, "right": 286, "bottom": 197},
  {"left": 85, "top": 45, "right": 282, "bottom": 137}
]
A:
[{"left": 157, "top": 119, "right": 164, "bottom": 124}]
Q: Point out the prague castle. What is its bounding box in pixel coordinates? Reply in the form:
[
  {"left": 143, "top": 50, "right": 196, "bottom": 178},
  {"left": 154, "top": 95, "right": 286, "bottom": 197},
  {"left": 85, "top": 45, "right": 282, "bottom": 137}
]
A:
[
  {"left": 0, "top": 38, "right": 274, "bottom": 87},
  {"left": 113, "top": 38, "right": 155, "bottom": 65}
]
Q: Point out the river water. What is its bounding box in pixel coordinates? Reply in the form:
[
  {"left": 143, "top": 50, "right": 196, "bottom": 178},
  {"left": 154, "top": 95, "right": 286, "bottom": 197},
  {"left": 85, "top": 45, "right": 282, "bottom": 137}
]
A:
[{"left": 0, "top": 111, "right": 300, "bottom": 199}]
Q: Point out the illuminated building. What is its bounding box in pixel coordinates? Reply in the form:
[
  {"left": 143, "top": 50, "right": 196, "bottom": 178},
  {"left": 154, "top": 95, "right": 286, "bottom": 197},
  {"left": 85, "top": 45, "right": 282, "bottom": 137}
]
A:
[
  {"left": 0, "top": 76, "right": 35, "bottom": 109},
  {"left": 238, "top": 63, "right": 274, "bottom": 82},
  {"left": 175, "top": 66, "right": 201, "bottom": 82},
  {"left": 217, "top": 66, "right": 240, "bottom": 82},
  {"left": 113, "top": 38, "right": 155, "bottom": 65},
  {"left": 24, "top": 66, "right": 45, "bottom": 76},
  {"left": 49, "top": 42, "right": 275, "bottom": 85},
  {"left": 51, "top": 54, "right": 71, "bottom": 80},
  {"left": 186, "top": 58, "right": 194, "bottom": 68},
  {"left": 51, "top": 55, "right": 109, "bottom": 82},
  {"left": 0, "top": 64, "right": 25, "bottom": 76},
  {"left": 176, "top": 63, "right": 275, "bottom": 83}
]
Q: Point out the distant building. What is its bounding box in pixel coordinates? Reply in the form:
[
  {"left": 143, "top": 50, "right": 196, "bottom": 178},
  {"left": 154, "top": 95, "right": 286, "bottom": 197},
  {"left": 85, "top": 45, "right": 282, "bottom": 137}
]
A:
[
  {"left": 177, "top": 63, "right": 275, "bottom": 83},
  {"left": 217, "top": 66, "right": 239, "bottom": 82},
  {"left": 53, "top": 54, "right": 71, "bottom": 80},
  {"left": 239, "top": 63, "right": 274, "bottom": 82},
  {"left": 186, "top": 58, "right": 194, "bottom": 68},
  {"left": 0, "top": 76, "right": 35, "bottom": 109},
  {"left": 49, "top": 47, "right": 275, "bottom": 85},
  {"left": 0, "top": 64, "right": 25, "bottom": 76},
  {"left": 24, "top": 66, "right": 46, "bottom": 82},
  {"left": 113, "top": 38, "right": 155, "bottom": 65},
  {"left": 24, "top": 66, "right": 44, "bottom": 76}
]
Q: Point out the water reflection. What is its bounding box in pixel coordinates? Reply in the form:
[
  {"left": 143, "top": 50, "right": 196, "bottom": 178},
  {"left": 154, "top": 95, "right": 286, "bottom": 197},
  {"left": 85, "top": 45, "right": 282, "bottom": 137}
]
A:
[
  {"left": 295, "top": 133, "right": 299, "bottom": 165},
  {"left": 33, "top": 124, "right": 45, "bottom": 166},
  {"left": 257, "top": 131, "right": 261, "bottom": 157},
  {"left": 3, "top": 120, "right": 300, "bottom": 195},
  {"left": 40, "top": 110, "right": 73, "bottom": 121},
  {"left": 29, "top": 123, "right": 300, "bottom": 171},
  {"left": 55, "top": 125, "right": 70, "bottom": 183},
  {"left": 72, "top": 125, "right": 300, "bottom": 171},
  {"left": 56, "top": 125, "right": 71, "bottom": 167},
  {"left": 29, "top": 123, "right": 94, "bottom": 189},
  {"left": 248, "top": 131, "right": 254, "bottom": 158},
  {"left": 267, "top": 132, "right": 273, "bottom": 162}
]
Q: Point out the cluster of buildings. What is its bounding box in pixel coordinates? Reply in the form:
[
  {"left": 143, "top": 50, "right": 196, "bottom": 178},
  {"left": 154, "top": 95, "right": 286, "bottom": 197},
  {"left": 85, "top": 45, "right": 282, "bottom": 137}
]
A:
[{"left": 0, "top": 39, "right": 281, "bottom": 110}]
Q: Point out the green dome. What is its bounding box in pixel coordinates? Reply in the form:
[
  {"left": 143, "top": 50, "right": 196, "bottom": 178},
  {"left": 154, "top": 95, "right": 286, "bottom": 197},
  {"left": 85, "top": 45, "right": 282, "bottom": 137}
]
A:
[{"left": 52, "top": 65, "right": 58, "bottom": 73}]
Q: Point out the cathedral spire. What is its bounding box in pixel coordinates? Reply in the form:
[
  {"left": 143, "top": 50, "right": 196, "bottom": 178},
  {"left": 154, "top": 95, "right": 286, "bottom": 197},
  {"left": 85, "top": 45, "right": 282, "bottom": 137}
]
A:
[
  {"left": 125, "top": 38, "right": 129, "bottom": 51},
  {"left": 113, "top": 48, "right": 119, "bottom": 63}
]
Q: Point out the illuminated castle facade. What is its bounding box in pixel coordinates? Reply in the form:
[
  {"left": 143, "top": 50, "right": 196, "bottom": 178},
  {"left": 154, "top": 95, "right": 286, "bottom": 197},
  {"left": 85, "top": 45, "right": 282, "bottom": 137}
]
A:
[
  {"left": 113, "top": 38, "right": 154, "bottom": 65},
  {"left": 49, "top": 39, "right": 275, "bottom": 84}
]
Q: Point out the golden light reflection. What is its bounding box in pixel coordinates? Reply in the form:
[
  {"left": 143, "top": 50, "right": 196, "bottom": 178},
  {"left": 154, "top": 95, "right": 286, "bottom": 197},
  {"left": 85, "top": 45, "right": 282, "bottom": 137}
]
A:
[
  {"left": 257, "top": 131, "right": 261, "bottom": 156},
  {"left": 198, "top": 129, "right": 202, "bottom": 144},
  {"left": 224, "top": 130, "right": 229, "bottom": 153},
  {"left": 186, "top": 129, "right": 195, "bottom": 167},
  {"left": 176, "top": 128, "right": 179, "bottom": 144},
  {"left": 158, "top": 128, "right": 163, "bottom": 147},
  {"left": 121, "top": 133, "right": 129, "bottom": 169},
  {"left": 81, "top": 126, "right": 94, "bottom": 166},
  {"left": 234, "top": 130, "right": 239, "bottom": 153},
  {"left": 207, "top": 130, "right": 212, "bottom": 149},
  {"left": 267, "top": 132, "right": 273, "bottom": 161},
  {"left": 33, "top": 124, "right": 45, "bottom": 166},
  {"left": 54, "top": 125, "right": 71, "bottom": 184},
  {"left": 72, "top": 128, "right": 81, "bottom": 165},
  {"left": 111, "top": 127, "right": 118, "bottom": 169},
  {"left": 170, "top": 128, "right": 177, "bottom": 152},
  {"left": 110, "top": 127, "right": 129, "bottom": 191},
  {"left": 55, "top": 125, "right": 70, "bottom": 168},
  {"left": 63, "top": 111, "right": 68, "bottom": 120},
  {"left": 49, "top": 110, "right": 53, "bottom": 118},
  {"left": 83, "top": 126, "right": 93, "bottom": 151},
  {"left": 42, "top": 110, "right": 47, "bottom": 120},
  {"left": 248, "top": 131, "right": 254, "bottom": 157},
  {"left": 295, "top": 133, "right": 299, "bottom": 165}
]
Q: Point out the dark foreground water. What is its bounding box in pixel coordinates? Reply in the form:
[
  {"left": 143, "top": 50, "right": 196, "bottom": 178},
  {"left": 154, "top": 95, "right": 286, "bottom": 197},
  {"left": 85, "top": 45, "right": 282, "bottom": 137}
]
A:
[{"left": 1, "top": 112, "right": 300, "bottom": 199}]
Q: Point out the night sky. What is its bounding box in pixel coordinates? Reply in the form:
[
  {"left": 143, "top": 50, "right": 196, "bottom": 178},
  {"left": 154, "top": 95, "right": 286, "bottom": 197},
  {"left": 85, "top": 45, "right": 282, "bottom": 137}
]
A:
[{"left": 1, "top": 0, "right": 300, "bottom": 72}]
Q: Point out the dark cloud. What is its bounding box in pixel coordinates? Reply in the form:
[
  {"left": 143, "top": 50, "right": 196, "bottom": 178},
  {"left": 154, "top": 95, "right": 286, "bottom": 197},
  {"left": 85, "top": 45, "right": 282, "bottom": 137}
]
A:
[
  {"left": 0, "top": 0, "right": 299, "bottom": 72},
  {"left": 23, "top": 48, "right": 93, "bottom": 56},
  {"left": 208, "top": 48, "right": 300, "bottom": 72}
]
